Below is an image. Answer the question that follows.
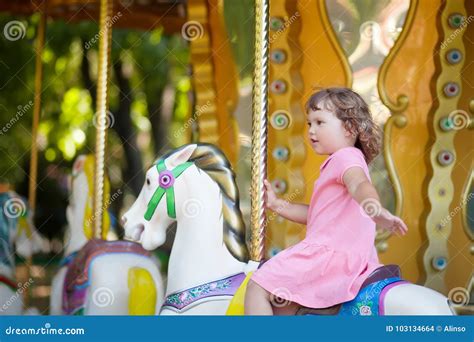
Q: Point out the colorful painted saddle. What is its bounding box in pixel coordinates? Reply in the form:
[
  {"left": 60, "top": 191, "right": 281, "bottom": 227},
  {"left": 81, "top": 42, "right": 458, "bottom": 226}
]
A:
[
  {"left": 62, "top": 239, "right": 150, "bottom": 315},
  {"left": 298, "top": 265, "right": 408, "bottom": 316},
  {"left": 163, "top": 273, "right": 247, "bottom": 313},
  {"left": 338, "top": 276, "right": 408, "bottom": 316}
]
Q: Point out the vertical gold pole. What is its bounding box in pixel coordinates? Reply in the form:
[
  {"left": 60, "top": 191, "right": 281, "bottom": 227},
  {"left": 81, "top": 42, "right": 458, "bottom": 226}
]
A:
[
  {"left": 250, "top": 0, "right": 269, "bottom": 262},
  {"left": 26, "top": 0, "right": 47, "bottom": 308},
  {"left": 93, "top": 0, "right": 113, "bottom": 239}
]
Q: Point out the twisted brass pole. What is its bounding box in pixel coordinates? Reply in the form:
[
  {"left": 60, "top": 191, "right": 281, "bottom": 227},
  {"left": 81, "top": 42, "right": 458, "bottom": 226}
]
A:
[
  {"left": 93, "top": 0, "right": 113, "bottom": 239},
  {"left": 250, "top": 0, "right": 269, "bottom": 262}
]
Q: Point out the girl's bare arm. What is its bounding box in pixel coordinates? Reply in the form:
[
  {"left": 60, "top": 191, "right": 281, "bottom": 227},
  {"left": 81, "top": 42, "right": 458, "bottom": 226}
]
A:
[
  {"left": 264, "top": 180, "right": 308, "bottom": 224},
  {"left": 342, "top": 167, "right": 408, "bottom": 235}
]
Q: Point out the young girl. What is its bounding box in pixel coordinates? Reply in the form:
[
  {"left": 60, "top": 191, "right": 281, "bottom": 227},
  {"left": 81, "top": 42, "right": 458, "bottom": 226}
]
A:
[{"left": 245, "top": 87, "right": 408, "bottom": 315}]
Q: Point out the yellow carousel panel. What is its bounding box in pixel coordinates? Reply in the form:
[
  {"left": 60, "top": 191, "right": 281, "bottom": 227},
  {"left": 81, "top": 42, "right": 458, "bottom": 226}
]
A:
[
  {"left": 187, "top": 0, "right": 240, "bottom": 166},
  {"left": 376, "top": 0, "right": 439, "bottom": 284},
  {"left": 421, "top": 0, "right": 473, "bottom": 297},
  {"left": 445, "top": 0, "right": 474, "bottom": 307},
  {"left": 266, "top": 0, "right": 306, "bottom": 255},
  {"left": 265, "top": 0, "right": 352, "bottom": 255},
  {"left": 299, "top": 0, "right": 353, "bottom": 208}
]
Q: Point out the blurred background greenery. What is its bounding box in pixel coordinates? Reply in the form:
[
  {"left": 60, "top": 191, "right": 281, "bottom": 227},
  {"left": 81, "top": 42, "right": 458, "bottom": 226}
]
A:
[{"left": 0, "top": 0, "right": 254, "bottom": 242}]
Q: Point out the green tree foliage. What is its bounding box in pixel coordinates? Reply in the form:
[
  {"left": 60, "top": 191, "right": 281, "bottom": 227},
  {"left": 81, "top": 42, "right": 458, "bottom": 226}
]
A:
[{"left": 0, "top": 13, "right": 189, "bottom": 189}]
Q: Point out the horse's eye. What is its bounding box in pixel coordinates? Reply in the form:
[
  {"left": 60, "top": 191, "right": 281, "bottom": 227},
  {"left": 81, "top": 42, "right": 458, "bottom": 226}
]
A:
[{"left": 146, "top": 178, "right": 150, "bottom": 186}]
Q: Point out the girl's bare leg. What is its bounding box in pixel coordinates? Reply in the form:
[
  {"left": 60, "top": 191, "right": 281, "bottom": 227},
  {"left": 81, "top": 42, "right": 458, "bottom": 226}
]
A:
[
  {"left": 244, "top": 280, "right": 273, "bottom": 315},
  {"left": 272, "top": 301, "right": 299, "bottom": 315}
]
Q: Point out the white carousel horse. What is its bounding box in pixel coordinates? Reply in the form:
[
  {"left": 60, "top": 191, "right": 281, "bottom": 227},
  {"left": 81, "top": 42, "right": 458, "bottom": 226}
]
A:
[
  {"left": 0, "top": 191, "right": 49, "bottom": 315},
  {"left": 49, "top": 155, "right": 164, "bottom": 315},
  {"left": 123, "top": 143, "right": 454, "bottom": 315}
]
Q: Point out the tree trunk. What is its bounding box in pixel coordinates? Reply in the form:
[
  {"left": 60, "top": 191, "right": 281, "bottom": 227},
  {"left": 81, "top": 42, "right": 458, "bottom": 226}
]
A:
[
  {"left": 81, "top": 42, "right": 144, "bottom": 197},
  {"left": 112, "top": 60, "right": 145, "bottom": 197}
]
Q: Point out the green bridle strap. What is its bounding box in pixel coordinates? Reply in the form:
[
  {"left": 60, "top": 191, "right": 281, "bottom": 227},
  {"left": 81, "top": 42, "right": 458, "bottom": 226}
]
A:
[
  {"left": 144, "top": 160, "right": 193, "bottom": 221},
  {"left": 144, "top": 187, "right": 165, "bottom": 221}
]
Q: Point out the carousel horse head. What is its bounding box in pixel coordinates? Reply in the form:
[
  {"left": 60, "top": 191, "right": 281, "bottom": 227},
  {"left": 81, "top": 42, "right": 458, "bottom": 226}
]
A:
[
  {"left": 66, "top": 154, "right": 111, "bottom": 240},
  {"left": 122, "top": 143, "right": 248, "bottom": 261}
]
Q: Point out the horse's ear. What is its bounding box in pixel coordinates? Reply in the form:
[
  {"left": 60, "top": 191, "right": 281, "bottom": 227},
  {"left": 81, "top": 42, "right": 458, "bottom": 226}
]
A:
[
  {"left": 165, "top": 144, "right": 197, "bottom": 169},
  {"left": 72, "top": 155, "right": 87, "bottom": 177}
]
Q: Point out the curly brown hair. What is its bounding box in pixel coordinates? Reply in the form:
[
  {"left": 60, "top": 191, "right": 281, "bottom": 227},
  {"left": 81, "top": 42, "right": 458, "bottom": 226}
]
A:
[{"left": 304, "top": 87, "right": 381, "bottom": 163}]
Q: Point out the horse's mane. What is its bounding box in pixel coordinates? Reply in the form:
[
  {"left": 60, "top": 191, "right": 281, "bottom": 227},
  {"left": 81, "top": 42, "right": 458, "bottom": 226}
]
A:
[
  {"left": 160, "top": 144, "right": 249, "bottom": 262},
  {"left": 71, "top": 155, "right": 110, "bottom": 240}
]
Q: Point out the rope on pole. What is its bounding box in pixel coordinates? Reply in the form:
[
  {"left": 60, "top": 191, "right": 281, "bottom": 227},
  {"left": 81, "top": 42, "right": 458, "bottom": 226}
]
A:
[{"left": 93, "top": 0, "right": 113, "bottom": 239}]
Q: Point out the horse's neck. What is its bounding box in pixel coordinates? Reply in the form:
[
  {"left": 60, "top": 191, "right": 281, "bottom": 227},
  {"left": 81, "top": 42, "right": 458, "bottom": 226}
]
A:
[
  {"left": 64, "top": 225, "right": 88, "bottom": 256},
  {"left": 166, "top": 218, "right": 246, "bottom": 295},
  {"left": 165, "top": 187, "right": 246, "bottom": 296},
  {"left": 64, "top": 182, "right": 89, "bottom": 256}
]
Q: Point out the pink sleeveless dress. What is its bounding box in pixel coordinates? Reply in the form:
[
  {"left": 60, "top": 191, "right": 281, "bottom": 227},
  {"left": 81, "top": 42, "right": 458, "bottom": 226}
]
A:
[{"left": 251, "top": 146, "right": 383, "bottom": 308}]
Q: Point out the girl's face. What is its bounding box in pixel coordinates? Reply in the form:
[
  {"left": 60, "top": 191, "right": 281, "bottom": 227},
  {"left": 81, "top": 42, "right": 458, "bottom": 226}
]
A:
[{"left": 306, "top": 104, "right": 355, "bottom": 155}]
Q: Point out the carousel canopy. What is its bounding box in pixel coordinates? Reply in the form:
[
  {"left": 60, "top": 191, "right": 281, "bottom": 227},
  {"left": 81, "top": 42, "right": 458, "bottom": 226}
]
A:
[{"left": 0, "top": 0, "right": 187, "bottom": 33}]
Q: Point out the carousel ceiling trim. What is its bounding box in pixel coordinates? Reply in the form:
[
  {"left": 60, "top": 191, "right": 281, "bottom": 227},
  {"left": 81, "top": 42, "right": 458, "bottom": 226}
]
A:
[{"left": 0, "top": 0, "right": 187, "bottom": 33}]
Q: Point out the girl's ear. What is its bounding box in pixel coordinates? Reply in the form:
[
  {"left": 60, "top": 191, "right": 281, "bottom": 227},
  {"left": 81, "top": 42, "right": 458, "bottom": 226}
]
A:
[
  {"left": 343, "top": 126, "right": 355, "bottom": 137},
  {"left": 343, "top": 126, "right": 358, "bottom": 143}
]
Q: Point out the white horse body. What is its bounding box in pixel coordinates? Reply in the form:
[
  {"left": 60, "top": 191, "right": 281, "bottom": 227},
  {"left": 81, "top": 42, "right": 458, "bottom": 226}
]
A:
[
  {"left": 49, "top": 190, "right": 86, "bottom": 315},
  {"left": 161, "top": 167, "right": 246, "bottom": 315},
  {"left": 50, "top": 155, "right": 164, "bottom": 315},
  {"left": 383, "top": 283, "right": 452, "bottom": 315},
  {"left": 123, "top": 143, "right": 453, "bottom": 315},
  {"left": 51, "top": 254, "right": 163, "bottom": 315}
]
